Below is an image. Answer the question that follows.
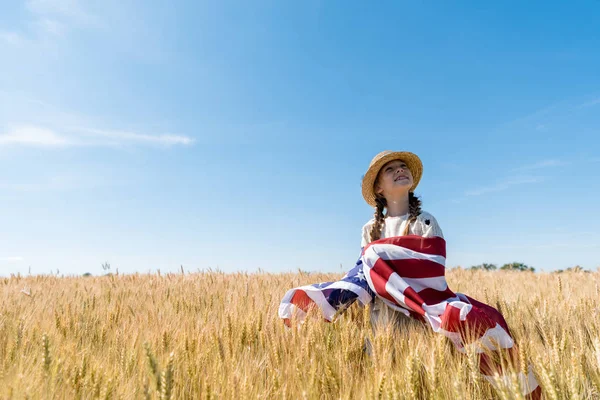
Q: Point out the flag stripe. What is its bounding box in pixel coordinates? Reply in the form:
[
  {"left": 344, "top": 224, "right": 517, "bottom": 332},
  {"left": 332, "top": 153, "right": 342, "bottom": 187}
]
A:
[
  {"left": 369, "top": 260, "right": 398, "bottom": 305},
  {"left": 365, "top": 243, "right": 445, "bottom": 267},
  {"left": 386, "top": 258, "right": 446, "bottom": 278},
  {"left": 365, "top": 235, "right": 447, "bottom": 257},
  {"left": 417, "top": 287, "right": 456, "bottom": 305}
]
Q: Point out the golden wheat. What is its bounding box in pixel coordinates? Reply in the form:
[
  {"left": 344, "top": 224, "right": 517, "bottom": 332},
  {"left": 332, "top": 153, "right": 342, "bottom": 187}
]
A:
[{"left": 1, "top": 269, "right": 599, "bottom": 399}]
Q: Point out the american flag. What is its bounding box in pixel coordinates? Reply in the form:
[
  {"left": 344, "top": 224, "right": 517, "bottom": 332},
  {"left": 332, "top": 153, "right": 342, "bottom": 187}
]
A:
[
  {"left": 278, "top": 251, "right": 374, "bottom": 325},
  {"left": 279, "top": 235, "right": 541, "bottom": 399}
]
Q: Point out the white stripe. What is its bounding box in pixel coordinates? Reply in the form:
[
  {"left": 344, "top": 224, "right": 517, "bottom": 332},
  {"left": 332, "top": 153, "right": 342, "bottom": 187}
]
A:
[
  {"left": 364, "top": 243, "right": 445, "bottom": 267},
  {"left": 435, "top": 323, "right": 515, "bottom": 353},
  {"left": 422, "top": 298, "right": 460, "bottom": 316},
  {"left": 435, "top": 325, "right": 463, "bottom": 345},
  {"left": 386, "top": 271, "right": 410, "bottom": 293},
  {"left": 403, "top": 276, "right": 448, "bottom": 292},
  {"left": 421, "top": 298, "right": 475, "bottom": 332},
  {"left": 363, "top": 263, "right": 378, "bottom": 302},
  {"left": 384, "top": 275, "right": 407, "bottom": 306},
  {"left": 278, "top": 303, "right": 307, "bottom": 323},
  {"left": 461, "top": 323, "right": 514, "bottom": 353},
  {"left": 483, "top": 367, "right": 539, "bottom": 396}
]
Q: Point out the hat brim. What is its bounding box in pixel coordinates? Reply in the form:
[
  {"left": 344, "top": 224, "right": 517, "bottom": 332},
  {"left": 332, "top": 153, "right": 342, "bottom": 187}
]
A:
[{"left": 361, "top": 151, "right": 423, "bottom": 207}]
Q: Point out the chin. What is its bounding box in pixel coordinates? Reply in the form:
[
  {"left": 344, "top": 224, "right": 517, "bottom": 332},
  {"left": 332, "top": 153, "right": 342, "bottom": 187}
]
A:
[{"left": 392, "top": 182, "right": 412, "bottom": 190}]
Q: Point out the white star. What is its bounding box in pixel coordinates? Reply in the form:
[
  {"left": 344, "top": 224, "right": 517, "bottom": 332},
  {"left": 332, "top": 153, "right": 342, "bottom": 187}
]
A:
[{"left": 356, "top": 270, "right": 365, "bottom": 281}]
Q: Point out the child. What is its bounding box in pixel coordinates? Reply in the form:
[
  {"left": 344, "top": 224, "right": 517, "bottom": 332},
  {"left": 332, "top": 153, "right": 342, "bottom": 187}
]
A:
[
  {"left": 279, "top": 150, "right": 541, "bottom": 399},
  {"left": 360, "top": 150, "right": 444, "bottom": 330}
]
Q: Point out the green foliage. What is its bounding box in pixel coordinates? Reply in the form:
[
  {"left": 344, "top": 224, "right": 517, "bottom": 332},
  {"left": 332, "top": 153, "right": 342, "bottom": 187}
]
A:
[
  {"left": 469, "top": 263, "right": 497, "bottom": 271},
  {"left": 500, "top": 262, "right": 534, "bottom": 272}
]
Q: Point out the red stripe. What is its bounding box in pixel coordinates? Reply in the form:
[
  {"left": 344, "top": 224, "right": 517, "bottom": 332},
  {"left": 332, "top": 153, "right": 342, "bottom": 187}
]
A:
[
  {"left": 284, "top": 290, "right": 318, "bottom": 327},
  {"left": 386, "top": 258, "right": 445, "bottom": 278},
  {"left": 290, "top": 290, "right": 314, "bottom": 313},
  {"left": 528, "top": 386, "right": 542, "bottom": 400},
  {"left": 441, "top": 303, "right": 500, "bottom": 345},
  {"left": 417, "top": 287, "right": 456, "bottom": 305},
  {"left": 462, "top": 294, "right": 510, "bottom": 334},
  {"left": 402, "top": 286, "right": 425, "bottom": 315},
  {"left": 440, "top": 304, "right": 463, "bottom": 333},
  {"left": 369, "top": 259, "right": 398, "bottom": 304},
  {"left": 366, "top": 235, "right": 446, "bottom": 258}
]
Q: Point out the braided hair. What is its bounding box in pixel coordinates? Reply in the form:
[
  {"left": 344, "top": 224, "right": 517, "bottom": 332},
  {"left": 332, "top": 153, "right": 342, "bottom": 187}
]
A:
[
  {"left": 402, "top": 192, "right": 422, "bottom": 236},
  {"left": 369, "top": 192, "right": 422, "bottom": 242},
  {"left": 369, "top": 196, "right": 387, "bottom": 242}
]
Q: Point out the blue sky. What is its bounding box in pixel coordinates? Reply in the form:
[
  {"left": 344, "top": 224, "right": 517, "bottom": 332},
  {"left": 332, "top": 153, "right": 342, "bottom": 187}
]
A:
[{"left": 1, "top": 0, "right": 599, "bottom": 276}]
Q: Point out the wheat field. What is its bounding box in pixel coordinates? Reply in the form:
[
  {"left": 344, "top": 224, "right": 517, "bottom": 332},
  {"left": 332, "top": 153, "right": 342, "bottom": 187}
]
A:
[{"left": 1, "top": 269, "right": 599, "bottom": 399}]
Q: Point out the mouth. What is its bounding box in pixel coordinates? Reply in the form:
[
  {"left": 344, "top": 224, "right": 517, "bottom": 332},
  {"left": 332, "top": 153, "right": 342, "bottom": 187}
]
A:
[{"left": 394, "top": 176, "right": 409, "bottom": 182}]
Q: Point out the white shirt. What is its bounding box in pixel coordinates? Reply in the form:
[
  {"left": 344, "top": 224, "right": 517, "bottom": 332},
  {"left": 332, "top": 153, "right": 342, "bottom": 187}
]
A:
[{"left": 360, "top": 210, "right": 444, "bottom": 248}]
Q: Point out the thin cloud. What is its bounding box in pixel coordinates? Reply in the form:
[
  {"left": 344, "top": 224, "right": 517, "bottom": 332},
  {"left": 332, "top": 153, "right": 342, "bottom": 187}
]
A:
[
  {"left": 0, "top": 0, "right": 100, "bottom": 47},
  {"left": 465, "top": 176, "right": 545, "bottom": 197},
  {"left": 0, "top": 257, "right": 24, "bottom": 262},
  {"left": 512, "top": 159, "right": 569, "bottom": 172},
  {"left": 0, "top": 176, "right": 80, "bottom": 192},
  {"left": 0, "top": 31, "right": 26, "bottom": 46},
  {"left": 78, "top": 128, "right": 195, "bottom": 146},
  {"left": 26, "top": 0, "right": 100, "bottom": 28},
  {"left": 34, "top": 18, "right": 67, "bottom": 36},
  {"left": 498, "top": 95, "right": 600, "bottom": 134},
  {"left": 578, "top": 97, "right": 600, "bottom": 109},
  {"left": 0, "top": 124, "right": 194, "bottom": 148},
  {"left": 0, "top": 125, "right": 69, "bottom": 147}
]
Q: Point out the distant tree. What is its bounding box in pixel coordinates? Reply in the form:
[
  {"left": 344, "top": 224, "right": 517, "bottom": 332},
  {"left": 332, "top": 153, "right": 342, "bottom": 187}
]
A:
[
  {"left": 500, "top": 262, "right": 534, "bottom": 272},
  {"left": 555, "top": 265, "right": 588, "bottom": 273},
  {"left": 83, "top": 272, "right": 92, "bottom": 277},
  {"left": 470, "top": 263, "right": 497, "bottom": 271}
]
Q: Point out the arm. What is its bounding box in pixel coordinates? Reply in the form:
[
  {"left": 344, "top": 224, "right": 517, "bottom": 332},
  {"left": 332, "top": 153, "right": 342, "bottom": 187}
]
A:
[{"left": 421, "top": 212, "right": 444, "bottom": 238}]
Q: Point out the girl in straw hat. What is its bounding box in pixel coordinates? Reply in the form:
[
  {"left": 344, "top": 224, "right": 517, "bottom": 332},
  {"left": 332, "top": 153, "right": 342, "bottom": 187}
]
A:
[
  {"left": 360, "top": 150, "right": 443, "bottom": 329},
  {"left": 279, "top": 150, "right": 542, "bottom": 398}
]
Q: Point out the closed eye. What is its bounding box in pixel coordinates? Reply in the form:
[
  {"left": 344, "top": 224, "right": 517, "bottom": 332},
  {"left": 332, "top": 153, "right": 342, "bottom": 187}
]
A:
[{"left": 386, "top": 163, "right": 407, "bottom": 172}]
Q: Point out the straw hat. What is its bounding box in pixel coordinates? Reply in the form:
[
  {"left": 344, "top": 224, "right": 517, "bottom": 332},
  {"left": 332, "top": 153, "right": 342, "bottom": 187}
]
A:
[{"left": 361, "top": 150, "right": 423, "bottom": 207}]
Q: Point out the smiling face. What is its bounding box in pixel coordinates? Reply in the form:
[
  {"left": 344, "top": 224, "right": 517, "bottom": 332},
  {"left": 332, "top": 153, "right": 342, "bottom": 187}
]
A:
[{"left": 374, "top": 159, "right": 414, "bottom": 200}]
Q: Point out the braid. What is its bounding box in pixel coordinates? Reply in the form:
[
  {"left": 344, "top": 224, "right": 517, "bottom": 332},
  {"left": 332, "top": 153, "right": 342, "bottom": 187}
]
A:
[
  {"left": 369, "top": 196, "right": 387, "bottom": 242},
  {"left": 402, "top": 192, "right": 422, "bottom": 235}
]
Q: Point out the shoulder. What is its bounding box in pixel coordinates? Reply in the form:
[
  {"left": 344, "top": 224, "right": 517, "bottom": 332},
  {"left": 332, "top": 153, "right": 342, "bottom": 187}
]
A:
[
  {"left": 416, "top": 210, "right": 444, "bottom": 238},
  {"left": 362, "top": 218, "right": 375, "bottom": 230},
  {"left": 417, "top": 210, "right": 439, "bottom": 225},
  {"left": 360, "top": 218, "right": 376, "bottom": 248},
  {"left": 361, "top": 218, "right": 376, "bottom": 237}
]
